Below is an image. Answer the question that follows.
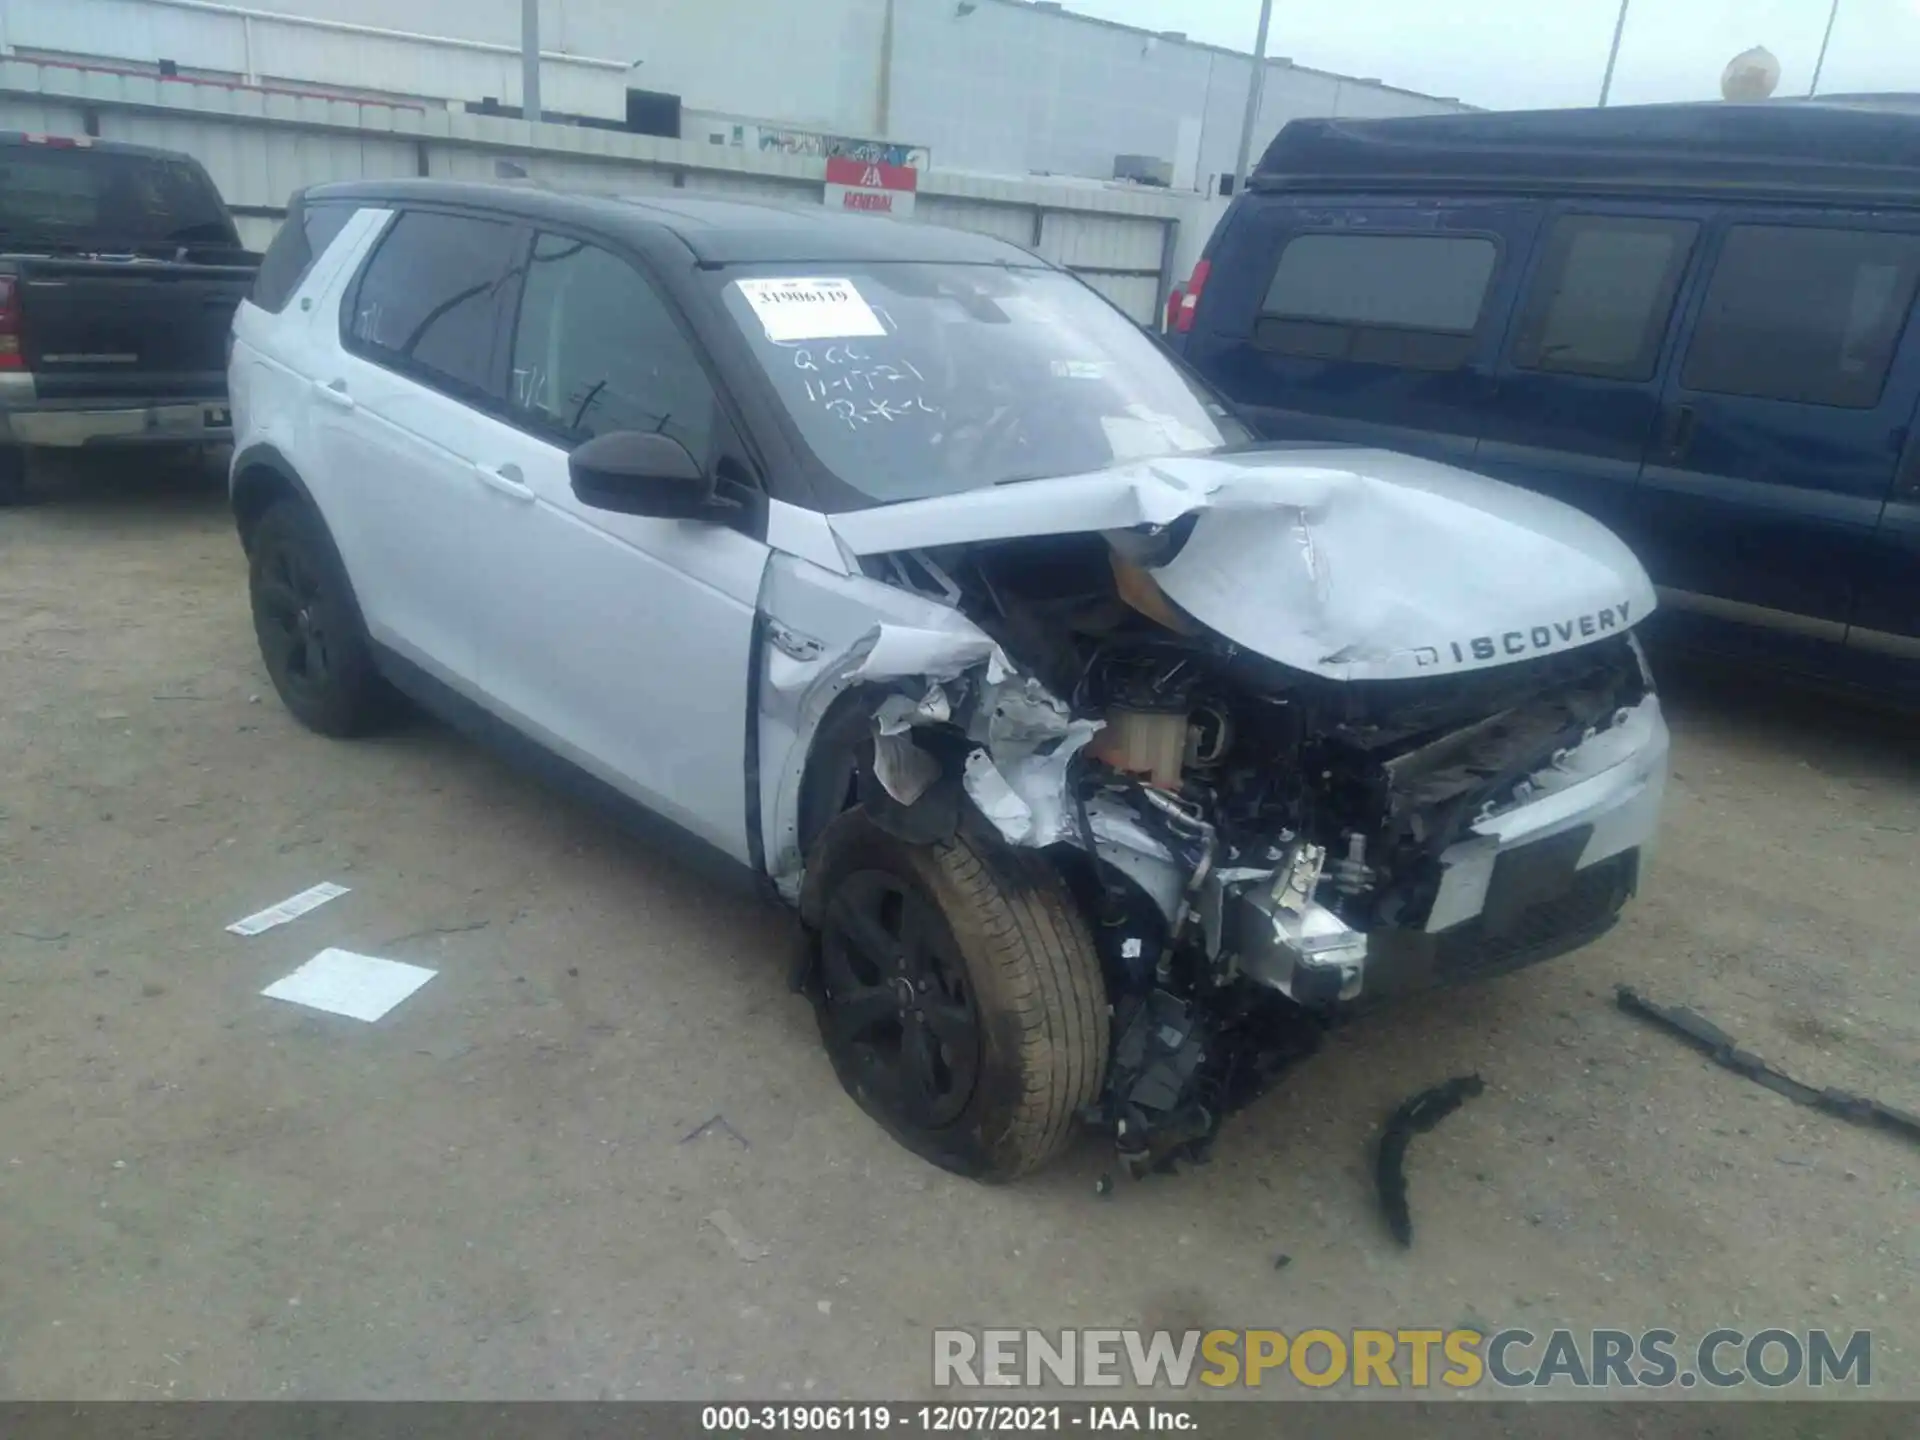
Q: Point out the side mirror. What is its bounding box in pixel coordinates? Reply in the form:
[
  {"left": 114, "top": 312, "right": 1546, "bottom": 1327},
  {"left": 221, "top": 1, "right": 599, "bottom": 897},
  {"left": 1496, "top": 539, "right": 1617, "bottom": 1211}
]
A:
[{"left": 568, "top": 431, "right": 725, "bottom": 520}]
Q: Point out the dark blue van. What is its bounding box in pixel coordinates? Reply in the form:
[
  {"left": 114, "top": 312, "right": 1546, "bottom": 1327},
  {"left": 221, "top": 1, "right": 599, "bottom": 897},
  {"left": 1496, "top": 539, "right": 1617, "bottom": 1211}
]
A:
[{"left": 1172, "top": 100, "right": 1920, "bottom": 693}]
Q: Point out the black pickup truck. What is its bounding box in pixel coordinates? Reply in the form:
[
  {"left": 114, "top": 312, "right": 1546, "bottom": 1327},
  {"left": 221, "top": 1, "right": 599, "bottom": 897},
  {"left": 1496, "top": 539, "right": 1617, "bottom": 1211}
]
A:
[{"left": 0, "top": 132, "right": 258, "bottom": 503}]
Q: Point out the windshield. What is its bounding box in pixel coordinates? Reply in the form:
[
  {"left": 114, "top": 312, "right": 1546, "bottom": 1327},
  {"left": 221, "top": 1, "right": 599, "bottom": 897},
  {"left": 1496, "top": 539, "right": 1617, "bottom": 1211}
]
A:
[
  {"left": 718, "top": 264, "right": 1246, "bottom": 503},
  {"left": 0, "top": 146, "right": 236, "bottom": 250}
]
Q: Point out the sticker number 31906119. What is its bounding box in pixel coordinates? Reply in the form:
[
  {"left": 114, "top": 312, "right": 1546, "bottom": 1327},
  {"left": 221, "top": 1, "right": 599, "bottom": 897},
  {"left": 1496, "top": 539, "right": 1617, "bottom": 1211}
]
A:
[{"left": 736, "top": 277, "right": 888, "bottom": 344}]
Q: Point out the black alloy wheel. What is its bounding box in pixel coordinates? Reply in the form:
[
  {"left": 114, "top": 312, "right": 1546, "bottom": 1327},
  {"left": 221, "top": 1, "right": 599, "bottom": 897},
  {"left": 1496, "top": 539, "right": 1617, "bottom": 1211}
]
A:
[
  {"left": 819, "top": 868, "right": 984, "bottom": 1130},
  {"left": 247, "top": 499, "right": 391, "bottom": 736},
  {"left": 254, "top": 531, "right": 335, "bottom": 706}
]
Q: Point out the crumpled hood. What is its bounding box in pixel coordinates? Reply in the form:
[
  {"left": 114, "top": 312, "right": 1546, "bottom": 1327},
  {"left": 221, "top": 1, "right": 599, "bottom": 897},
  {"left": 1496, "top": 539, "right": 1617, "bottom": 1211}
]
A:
[{"left": 824, "top": 447, "right": 1657, "bottom": 681}]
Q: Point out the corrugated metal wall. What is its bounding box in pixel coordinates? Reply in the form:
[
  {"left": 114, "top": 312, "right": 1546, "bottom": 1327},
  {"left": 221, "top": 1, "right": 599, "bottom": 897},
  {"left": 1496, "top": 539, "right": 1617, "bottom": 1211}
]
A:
[
  {"left": 0, "top": 60, "right": 1183, "bottom": 322},
  {"left": 7, "top": 0, "right": 1467, "bottom": 188}
]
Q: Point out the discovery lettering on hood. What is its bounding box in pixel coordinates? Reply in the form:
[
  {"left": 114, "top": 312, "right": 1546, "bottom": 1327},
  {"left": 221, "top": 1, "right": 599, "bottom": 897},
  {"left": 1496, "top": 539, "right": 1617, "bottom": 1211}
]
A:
[{"left": 1450, "top": 602, "right": 1635, "bottom": 664}]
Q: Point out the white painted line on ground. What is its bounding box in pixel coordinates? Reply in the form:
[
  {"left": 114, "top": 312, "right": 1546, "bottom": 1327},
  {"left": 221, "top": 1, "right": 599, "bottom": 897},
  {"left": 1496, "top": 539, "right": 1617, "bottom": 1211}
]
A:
[
  {"left": 261, "top": 948, "right": 436, "bottom": 1023},
  {"left": 227, "top": 881, "right": 350, "bottom": 937}
]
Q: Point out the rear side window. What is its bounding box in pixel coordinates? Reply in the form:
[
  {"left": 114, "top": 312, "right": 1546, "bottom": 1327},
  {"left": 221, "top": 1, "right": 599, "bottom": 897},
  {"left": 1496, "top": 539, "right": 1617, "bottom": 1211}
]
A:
[
  {"left": 346, "top": 210, "right": 522, "bottom": 402},
  {"left": 1257, "top": 232, "right": 1498, "bottom": 370},
  {"left": 251, "top": 199, "right": 357, "bottom": 315},
  {"left": 1681, "top": 224, "right": 1920, "bottom": 409},
  {"left": 1512, "top": 215, "right": 1698, "bottom": 381},
  {"left": 507, "top": 233, "right": 717, "bottom": 464}
]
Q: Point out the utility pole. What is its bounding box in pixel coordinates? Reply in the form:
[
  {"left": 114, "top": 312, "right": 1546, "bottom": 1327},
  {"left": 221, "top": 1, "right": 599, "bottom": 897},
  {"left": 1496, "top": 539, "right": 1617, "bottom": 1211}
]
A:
[
  {"left": 1810, "top": 0, "right": 1841, "bottom": 96},
  {"left": 522, "top": 0, "right": 543, "bottom": 125},
  {"left": 1232, "top": 0, "right": 1276, "bottom": 192},
  {"left": 1598, "top": 0, "right": 1629, "bottom": 106}
]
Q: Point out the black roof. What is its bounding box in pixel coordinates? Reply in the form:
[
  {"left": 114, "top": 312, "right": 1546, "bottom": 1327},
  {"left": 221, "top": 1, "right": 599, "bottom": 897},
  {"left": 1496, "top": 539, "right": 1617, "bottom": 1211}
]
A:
[
  {"left": 1253, "top": 97, "right": 1920, "bottom": 204},
  {"left": 307, "top": 178, "right": 1038, "bottom": 266}
]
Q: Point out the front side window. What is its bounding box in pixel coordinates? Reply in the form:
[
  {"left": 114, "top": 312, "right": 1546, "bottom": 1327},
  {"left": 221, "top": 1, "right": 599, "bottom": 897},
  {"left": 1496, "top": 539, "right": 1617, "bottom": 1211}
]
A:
[
  {"left": 346, "top": 210, "right": 521, "bottom": 401},
  {"left": 508, "top": 234, "right": 716, "bottom": 465},
  {"left": 717, "top": 264, "right": 1245, "bottom": 506},
  {"left": 1257, "top": 232, "right": 1498, "bottom": 369},
  {"left": 1512, "top": 215, "right": 1698, "bottom": 381},
  {"left": 1681, "top": 224, "right": 1920, "bottom": 409}
]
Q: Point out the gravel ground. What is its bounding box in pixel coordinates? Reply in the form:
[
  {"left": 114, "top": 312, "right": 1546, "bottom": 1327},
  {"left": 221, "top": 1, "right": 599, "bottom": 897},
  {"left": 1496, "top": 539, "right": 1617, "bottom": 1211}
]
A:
[{"left": 1, "top": 454, "right": 1916, "bottom": 1406}]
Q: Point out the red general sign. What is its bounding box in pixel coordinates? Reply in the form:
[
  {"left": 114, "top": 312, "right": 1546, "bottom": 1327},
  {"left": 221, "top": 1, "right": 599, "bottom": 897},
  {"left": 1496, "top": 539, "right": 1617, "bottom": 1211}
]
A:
[{"left": 824, "top": 156, "right": 919, "bottom": 218}]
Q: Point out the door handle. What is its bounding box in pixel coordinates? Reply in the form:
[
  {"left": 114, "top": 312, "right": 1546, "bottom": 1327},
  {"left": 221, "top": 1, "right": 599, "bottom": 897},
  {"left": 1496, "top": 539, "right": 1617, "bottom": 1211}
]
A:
[
  {"left": 315, "top": 379, "right": 354, "bottom": 411},
  {"left": 1663, "top": 403, "right": 1697, "bottom": 459},
  {"left": 473, "top": 461, "right": 534, "bottom": 501}
]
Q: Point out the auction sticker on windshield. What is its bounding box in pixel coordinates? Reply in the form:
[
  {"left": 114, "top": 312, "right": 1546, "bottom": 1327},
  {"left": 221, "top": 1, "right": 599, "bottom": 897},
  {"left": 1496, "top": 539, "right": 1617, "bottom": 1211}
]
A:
[{"left": 736, "top": 277, "right": 887, "bottom": 343}]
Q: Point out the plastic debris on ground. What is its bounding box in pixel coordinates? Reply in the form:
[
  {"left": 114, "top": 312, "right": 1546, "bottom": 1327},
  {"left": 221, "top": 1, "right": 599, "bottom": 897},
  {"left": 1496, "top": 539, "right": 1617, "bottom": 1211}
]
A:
[
  {"left": 1616, "top": 985, "right": 1920, "bottom": 1148},
  {"left": 1376, "top": 1074, "right": 1485, "bottom": 1247},
  {"left": 227, "top": 881, "right": 350, "bottom": 936}
]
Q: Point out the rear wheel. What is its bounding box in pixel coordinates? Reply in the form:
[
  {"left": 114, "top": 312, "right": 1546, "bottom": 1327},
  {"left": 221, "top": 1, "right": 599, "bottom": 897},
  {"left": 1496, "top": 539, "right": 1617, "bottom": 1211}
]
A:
[
  {"left": 806, "top": 810, "right": 1110, "bottom": 1181},
  {"left": 248, "top": 499, "right": 392, "bottom": 736},
  {"left": 0, "top": 448, "right": 27, "bottom": 506}
]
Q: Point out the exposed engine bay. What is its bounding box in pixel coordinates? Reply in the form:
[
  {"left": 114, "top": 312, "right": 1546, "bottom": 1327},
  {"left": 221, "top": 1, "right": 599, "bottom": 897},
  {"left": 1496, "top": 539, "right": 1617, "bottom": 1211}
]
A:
[{"left": 826, "top": 522, "right": 1663, "bottom": 1174}]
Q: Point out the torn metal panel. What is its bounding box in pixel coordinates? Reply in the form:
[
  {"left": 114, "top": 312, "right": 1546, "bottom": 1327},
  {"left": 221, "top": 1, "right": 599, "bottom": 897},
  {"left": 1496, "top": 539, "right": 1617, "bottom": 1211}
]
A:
[
  {"left": 825, "top": 447, "right": 1656, "bottom": 682},
  {"left": 754, "top": 554, "right": 998, "bottom": 898},
  {"left": 959, "top": 719, "right": 1102, "bottom": 848}
]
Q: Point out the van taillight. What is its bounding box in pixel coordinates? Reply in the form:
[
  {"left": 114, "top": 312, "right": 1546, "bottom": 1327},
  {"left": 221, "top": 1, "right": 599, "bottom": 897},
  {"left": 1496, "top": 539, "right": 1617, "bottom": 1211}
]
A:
[
  {"left": 1172, "top": 259, "right": 1210, "bottom": 334},
  {"left": 0, "top": 276, "right": 22, "bottom": 371}
]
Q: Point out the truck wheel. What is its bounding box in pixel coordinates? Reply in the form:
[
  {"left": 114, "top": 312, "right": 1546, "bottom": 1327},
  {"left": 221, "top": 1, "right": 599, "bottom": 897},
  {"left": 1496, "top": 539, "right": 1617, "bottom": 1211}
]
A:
[
  {"left": 805, "top": 810, "right": 1110, "bottom": 1181},
  {"left": 248, "top": 499, "right": 392, "bottom": 736},
  {"left": 0, "top": 449, "right": 26, "bottom": 506}
]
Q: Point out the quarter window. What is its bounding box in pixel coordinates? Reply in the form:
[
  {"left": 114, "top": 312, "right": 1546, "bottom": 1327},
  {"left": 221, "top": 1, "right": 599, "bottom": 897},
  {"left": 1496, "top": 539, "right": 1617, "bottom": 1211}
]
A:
[
  {"left": 252, "top": 199, "right": 357, "bottom": 315},
  {"left": 346, "top": 210, "right": 521, "bottom": 401},
  {"left": 1258, "top": 232, "right": 1498, "bottom": 369},
  {"left": 1681, "top": 224, "right": 1920, "bottom": 409},
  {"left": 1512, "top": 215, "right": 1697, "bottom": 381},
  {"left": 508, "top": 233, "right": 716, "bottom": 464}
]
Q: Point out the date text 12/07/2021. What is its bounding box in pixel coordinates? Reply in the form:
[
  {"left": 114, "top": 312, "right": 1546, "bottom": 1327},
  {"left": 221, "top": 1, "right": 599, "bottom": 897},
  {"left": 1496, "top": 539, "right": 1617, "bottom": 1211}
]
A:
[{"left": 701, "top": 1404, "right": 1200, "bottom": 1433}]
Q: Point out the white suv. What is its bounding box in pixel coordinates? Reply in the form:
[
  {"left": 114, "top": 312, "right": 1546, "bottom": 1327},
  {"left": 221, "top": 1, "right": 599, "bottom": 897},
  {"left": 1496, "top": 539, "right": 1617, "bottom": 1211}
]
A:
[{"left": 229, "top": 180, "right": 1669, "bottom": 1180}]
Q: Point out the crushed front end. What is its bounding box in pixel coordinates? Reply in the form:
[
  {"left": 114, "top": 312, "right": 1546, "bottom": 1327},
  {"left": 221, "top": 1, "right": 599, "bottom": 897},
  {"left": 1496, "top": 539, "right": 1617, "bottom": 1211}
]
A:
[
  {"left": 791, "top": 452, "right": 1671, "bottom": 1175},
  {"left": 1030, "top": 606, "right": 1662, "bottom": 1173}
]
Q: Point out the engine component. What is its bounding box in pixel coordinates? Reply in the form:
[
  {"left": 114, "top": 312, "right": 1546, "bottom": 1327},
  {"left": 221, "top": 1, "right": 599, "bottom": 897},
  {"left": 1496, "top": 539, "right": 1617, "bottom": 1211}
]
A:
[
  {"left": 1089, "top": 704, "right": 1189, "bottom": 790},
  {"left": 1105, "top": 990, "right": 1214, "bottom": 1177},
  {"left": 1228, "top": 877, "right": 1369, "bottom": 1007},
  {"left": 1186, "top": 702, "right": 1233, "bottom": 768},
  {"left": 1271, "top": 840, "right": 1326, "bottom": 915},
  {"left": 1329, "top": 833, "right": 1376, "bottom": 897}
]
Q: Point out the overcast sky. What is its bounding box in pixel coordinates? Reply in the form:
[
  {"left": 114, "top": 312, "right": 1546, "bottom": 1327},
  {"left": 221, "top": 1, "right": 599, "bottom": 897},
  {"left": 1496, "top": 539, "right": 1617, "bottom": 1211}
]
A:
[{"left": 1060, "top": 0, "right": 1920, "bottom": 109}]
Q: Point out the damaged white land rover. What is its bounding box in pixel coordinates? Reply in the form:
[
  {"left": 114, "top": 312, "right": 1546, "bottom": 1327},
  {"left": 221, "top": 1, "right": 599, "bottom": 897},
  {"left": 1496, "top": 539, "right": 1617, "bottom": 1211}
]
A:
[{"left": 230, "top": 182, "right": 1668, "bottom": 1181}]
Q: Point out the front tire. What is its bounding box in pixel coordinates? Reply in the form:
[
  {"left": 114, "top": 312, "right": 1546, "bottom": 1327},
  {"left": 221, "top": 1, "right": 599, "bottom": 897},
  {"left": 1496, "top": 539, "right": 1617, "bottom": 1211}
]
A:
[
  {"left": 248, "top": 499, "right": 392, "bottom": 736},
  {"left": 804, "top": 810, "right": 1110, "bottom": 1181}
]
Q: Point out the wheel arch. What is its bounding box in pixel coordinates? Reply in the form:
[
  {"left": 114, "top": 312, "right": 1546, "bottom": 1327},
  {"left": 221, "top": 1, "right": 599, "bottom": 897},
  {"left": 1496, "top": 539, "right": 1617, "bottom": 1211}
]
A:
[{"left": 230, "top": 442, "right": 319, "bottom": 553}]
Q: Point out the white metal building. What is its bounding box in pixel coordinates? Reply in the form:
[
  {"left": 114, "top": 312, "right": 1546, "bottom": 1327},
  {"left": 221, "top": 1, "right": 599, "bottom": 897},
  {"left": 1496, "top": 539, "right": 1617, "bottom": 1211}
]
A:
[{"left": 1, "top": 0, "right": 1469, "bottom": 189}]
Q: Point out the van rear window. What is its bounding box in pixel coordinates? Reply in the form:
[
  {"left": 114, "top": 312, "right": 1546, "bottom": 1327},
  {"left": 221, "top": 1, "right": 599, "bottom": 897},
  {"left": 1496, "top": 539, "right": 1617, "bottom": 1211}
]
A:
[
  {"left": 1257, "top": 232, "right": 1497, "bottom": 370},
  {"left": 1681, "top": 224, "right": 1920, "bottom": 410}
]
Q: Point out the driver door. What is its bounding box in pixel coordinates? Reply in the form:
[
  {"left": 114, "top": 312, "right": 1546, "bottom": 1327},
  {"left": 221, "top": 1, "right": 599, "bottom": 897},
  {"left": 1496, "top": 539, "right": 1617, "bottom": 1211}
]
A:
[{"left": 468, "top": 231, "right": 770, "bottom": 863}]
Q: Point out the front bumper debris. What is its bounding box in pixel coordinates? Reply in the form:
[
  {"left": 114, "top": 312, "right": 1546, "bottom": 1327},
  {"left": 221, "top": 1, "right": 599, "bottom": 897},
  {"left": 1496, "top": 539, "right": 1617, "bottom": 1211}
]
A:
[{"left": 1224, "top": 695, "right": 1668, "bottom": 1007}]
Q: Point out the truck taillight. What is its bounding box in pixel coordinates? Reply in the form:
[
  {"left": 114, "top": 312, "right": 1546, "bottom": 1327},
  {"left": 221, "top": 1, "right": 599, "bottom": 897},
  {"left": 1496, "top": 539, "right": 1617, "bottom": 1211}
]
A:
[
  {"left": 1172, "top": 259, "right": 1210, "bottom": 334},
  {"left": 0, "top": 276, "right": 22, "bottom": 371}
]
